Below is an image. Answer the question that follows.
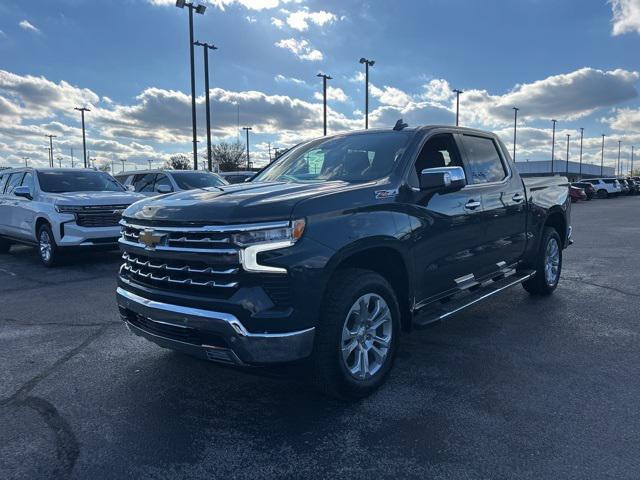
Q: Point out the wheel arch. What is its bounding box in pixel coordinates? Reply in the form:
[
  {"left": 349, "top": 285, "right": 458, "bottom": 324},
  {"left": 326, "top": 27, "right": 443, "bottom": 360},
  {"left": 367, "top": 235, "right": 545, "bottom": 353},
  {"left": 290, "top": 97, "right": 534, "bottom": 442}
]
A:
[
  {"left": 327, "top": 243, "right": 413, "bottom": 332},
  {"left": 543, "top": 208, "right": 567, "bottom": 248}
]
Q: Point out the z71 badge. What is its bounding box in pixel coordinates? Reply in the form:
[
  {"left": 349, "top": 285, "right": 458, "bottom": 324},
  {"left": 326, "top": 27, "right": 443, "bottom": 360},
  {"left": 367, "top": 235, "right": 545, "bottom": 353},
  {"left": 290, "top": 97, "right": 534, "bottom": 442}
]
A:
[{"left": 374, "top": 189, "right": 398, "bottom": 200}]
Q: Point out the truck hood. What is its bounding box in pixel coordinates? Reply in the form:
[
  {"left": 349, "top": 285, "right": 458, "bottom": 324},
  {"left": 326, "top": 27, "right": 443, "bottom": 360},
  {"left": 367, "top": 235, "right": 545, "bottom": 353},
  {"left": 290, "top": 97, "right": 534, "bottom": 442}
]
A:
[
  {"left": 123, "top": 181, "right": 350, "bottom": 225},
  {"left": 50, "top": 191, "right": 144, "bottom": 206}
]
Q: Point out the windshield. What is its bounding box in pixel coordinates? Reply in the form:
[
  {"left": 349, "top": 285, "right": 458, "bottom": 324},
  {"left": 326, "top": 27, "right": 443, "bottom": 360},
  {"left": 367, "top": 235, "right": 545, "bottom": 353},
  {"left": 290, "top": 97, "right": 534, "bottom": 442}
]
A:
[
  {"left": 254, "top": 131, "right": 412, "bottom": 184},
  {"left": 172, "top": 172, "right": 227, "bottom": 190},
  {"left": 37, "top": 171, "right": 125, "bottom": 193}
]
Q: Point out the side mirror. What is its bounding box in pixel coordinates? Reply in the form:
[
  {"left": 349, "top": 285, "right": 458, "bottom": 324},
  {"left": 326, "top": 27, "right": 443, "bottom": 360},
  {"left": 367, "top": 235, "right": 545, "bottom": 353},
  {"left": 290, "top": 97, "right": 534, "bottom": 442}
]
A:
[
  {"left": 156, "top": 184, "right": 172, "bottom": 194},
  {"left": 243, "top": 176, "right": 253, "bottom": 183},
  {"left": 126, "top": 185, "right": 135, "bottom": 192},
  {"left": 14, "top": 186, "right": 32, "bottom": 200},
  {"left": 420, "top": 166, "right": 466, "bottom": 191}
]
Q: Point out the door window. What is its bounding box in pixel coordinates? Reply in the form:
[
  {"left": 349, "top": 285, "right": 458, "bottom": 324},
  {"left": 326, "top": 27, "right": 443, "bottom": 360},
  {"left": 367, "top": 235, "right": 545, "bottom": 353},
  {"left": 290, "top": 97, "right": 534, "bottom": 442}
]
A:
[
  {"left": 133, "top": 173, "right": 156, "bottom": 192},
  {"left": 0, "top": 174, "right": 6, "bottom": 193},
  {"left": 5, "top": 173, "right": 24, "bottom": 195},
  {"left": 410, "top": 134, "right": 464, "bottom": 186},
  {"left": 21, "top": 172, "right": 34, "bottom": 192},
  {"left": 460, "top": 135, "right": 507, "bottom": 184},
  {"left": 155, "top": 174, "right": 172, "bottom": 192}
]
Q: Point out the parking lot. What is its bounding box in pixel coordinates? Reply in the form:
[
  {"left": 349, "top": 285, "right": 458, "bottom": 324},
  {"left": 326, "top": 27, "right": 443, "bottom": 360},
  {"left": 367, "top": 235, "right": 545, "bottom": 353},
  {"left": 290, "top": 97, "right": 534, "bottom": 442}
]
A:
[{"left": 1, "top": 196, "right": 639, "bottom": 480}]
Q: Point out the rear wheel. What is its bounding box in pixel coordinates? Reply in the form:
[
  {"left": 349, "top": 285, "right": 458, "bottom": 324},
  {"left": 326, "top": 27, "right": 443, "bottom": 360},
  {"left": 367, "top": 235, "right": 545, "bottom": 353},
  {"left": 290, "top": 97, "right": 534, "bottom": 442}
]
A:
[
  {"left": 0, "top": 237, "right": 11, "bottom": 253},
  {"left": 311, "top": 268, "right": 400, "bottom": 399},
  {"left": 523, "top": 227, "right": 562, "bottom": 296},
  {"left": 37, "top": 224, "right": 60, "bottom": 267}
]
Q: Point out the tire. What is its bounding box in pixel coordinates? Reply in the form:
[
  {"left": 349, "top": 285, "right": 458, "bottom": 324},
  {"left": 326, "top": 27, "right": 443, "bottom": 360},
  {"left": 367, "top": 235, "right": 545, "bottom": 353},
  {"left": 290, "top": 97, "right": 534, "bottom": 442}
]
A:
[
  {"left": 0, "top": 237, "right": 11, "bottom": 253},
  {"left": 522, "top": 227, "right": 562, "bottom": 296},
  {"left": 37, "top": 223, "right": 60, "bottom": 267},
  {"left": 597, "top": 189, "right": 608, "bottom": 199},
  {"left": 310, "top": 268, "right": 401, "bottom": 399}
]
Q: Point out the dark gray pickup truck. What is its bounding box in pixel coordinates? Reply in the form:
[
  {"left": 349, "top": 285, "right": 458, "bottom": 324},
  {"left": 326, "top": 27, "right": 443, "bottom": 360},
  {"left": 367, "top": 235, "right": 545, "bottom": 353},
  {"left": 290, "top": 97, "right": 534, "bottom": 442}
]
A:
[{"left": 116, "top": 125, "right": 571, "bottom": 397}]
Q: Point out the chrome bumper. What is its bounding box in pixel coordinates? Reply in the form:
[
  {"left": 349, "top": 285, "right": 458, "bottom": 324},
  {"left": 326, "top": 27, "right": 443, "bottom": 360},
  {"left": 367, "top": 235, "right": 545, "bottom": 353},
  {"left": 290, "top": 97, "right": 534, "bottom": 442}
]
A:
[{"left": 116, "top": 287, "right": 315, "bottom": 365}]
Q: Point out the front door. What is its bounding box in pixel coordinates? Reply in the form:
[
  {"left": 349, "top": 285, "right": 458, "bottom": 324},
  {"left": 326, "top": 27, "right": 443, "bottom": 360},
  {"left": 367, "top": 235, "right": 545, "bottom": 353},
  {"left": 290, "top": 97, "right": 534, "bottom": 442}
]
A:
[{"left": 404, "top": 133, "right": 487, "bottom": 304}]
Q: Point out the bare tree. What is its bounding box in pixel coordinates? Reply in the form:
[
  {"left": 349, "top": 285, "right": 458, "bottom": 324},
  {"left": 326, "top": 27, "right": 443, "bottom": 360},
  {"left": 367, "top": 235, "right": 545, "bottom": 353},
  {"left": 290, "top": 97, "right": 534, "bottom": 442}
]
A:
[
  {"left": 208, "top": 141, "right": 246, "bottom": 172},
  {"left": 97, "top": 162, "right": 111, "bottom": 173},
  {"left": 164, "top": 154, "right": 191, "bottom": 170}
]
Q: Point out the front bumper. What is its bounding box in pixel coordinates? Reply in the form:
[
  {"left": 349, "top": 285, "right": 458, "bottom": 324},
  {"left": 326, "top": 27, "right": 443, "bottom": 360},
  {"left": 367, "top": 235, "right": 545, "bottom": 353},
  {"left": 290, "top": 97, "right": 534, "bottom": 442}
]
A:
[
  {"left": 57, "top": 222, "right": 121, "bottom": 247},
  {"left": 116, "top": 287, "right": 315, "bottom": 365}
]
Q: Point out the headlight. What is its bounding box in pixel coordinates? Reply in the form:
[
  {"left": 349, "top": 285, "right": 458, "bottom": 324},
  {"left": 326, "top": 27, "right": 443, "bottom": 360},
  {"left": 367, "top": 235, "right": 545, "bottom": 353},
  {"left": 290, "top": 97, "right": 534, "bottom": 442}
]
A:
[
  {"left": 55, "top": 205, "right": 84, "bottom": 214},
  {"left": 238, "top": 219, "right": 306, "bottom": 274},
  {"left": 233, "top": 219, "right": 305, "bottom": 247}
]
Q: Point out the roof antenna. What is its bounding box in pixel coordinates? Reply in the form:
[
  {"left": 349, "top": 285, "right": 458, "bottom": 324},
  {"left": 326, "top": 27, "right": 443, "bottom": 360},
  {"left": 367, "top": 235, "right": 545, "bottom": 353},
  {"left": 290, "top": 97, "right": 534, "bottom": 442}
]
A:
[{"left": 393, "top": 119, "right": 408, "bottom": 131}]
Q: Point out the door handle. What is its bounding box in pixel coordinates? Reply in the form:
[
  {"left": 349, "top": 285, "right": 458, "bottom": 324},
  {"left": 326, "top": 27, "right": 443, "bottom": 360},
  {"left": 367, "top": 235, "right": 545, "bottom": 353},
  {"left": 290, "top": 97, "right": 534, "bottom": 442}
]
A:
[
  {"left": 512, "top": 193, "right": 525, "bottom": 202},
  {"left": 465, "top": 199, "right": 481, "bottom": 210}
]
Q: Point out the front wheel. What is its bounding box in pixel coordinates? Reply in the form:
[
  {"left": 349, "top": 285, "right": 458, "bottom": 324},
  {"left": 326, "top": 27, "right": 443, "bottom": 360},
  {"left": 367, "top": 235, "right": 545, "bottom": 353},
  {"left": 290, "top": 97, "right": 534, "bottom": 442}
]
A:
[
  {"left": 37, "top": 224, "right": 60, "bottom": 267},
  {"left": 311, "top": 268, "right": 400, "bottom": 399},
  {"left": 597, "top": 189, "right": 608, "bottom": 199},
  {"left": 523, "top": 227, "right": 562, "bottom": 296}
]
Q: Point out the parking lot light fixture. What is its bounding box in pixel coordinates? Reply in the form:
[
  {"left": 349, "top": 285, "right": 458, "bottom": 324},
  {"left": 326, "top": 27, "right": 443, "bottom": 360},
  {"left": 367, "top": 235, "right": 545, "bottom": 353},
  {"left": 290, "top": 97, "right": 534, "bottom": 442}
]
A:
[
  {"left": 453, "top": 89, "right": 463, "bottom": 126},
  {"left": 601, "top": 134, "right": 606, "bottom": 177},
  {"left": 579, "top": 128, "right": 584, "bottom": 177},
  {"left": 359, "top": 58, "right": 375, "bottom": 129},
  {"left": 317, "top": 73, "right": 332, "bottom": 136},
  {"left": 194, "top": 41, "right": 218, "bottom": 172},
  {"left": 176, "top": 1, "right": 207, "bottom": 170},
  {"left": 242, "top": 127, "right": 252, "bottom": 169},
  {"left": 550, "top": 120, "right": 557, "bottom": 174},
  {"left": 565, "top": 134, "right": 570, "bottom": 176},
  {"left": 45, "top": 135, "right": 57, "bottom": 168},
  {"left": 617, "top": 140, "right": 622, "bottom": 177},
  {"left": 512, "top": 107, "right": 519, "bottom": 161},
  {"left": 74, "top": 107, "right": 90, "bottom": 168}
]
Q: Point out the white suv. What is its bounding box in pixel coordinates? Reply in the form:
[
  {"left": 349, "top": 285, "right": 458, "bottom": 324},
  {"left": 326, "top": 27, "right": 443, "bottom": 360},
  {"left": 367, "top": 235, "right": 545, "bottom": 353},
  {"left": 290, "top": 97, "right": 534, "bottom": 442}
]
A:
[
  {"left": 580, "top": 178, "right": 622, "bottom": 198},
  {"left": 114, "top": 169, "right": 227, "bottom": 197},
  {"left": 0, "top": 168, "right": 143, "bottom": 266}
]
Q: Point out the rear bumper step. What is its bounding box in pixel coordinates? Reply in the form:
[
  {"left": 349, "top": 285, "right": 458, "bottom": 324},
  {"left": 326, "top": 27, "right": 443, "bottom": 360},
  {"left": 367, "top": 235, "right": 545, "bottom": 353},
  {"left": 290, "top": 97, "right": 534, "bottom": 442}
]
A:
[{"left": 413, "top": 270, "right": 535, "bottom": 328}]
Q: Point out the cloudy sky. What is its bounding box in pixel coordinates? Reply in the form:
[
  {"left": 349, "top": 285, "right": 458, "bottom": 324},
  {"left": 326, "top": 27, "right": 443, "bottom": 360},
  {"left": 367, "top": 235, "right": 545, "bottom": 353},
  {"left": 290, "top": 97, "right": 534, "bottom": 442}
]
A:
[{"left": 1, "top": 0, "right": 640, "bottom": 171}]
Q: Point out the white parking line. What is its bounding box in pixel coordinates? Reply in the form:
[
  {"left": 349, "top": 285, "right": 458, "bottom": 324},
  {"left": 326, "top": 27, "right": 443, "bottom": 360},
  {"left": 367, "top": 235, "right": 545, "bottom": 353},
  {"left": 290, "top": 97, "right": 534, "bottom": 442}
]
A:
[{"left": 0, "top": 268, "right": 17, "bottom": 277}]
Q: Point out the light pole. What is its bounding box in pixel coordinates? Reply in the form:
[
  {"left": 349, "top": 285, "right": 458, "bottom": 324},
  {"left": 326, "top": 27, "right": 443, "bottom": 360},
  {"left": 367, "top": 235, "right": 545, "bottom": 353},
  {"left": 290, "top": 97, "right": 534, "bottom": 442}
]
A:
[
  {"left": 632, "top": 146, "right": 635, "bottom": 176},
  {"left": 512, "top": 107, "right": 519, "bottom": 161},
  {"left": 57, "top": 156, "right": 63, "bottom": 168},
  {"left": 23, "top": 157, "right": 29, "bottom": 167},
  {"left": 176, "top": 0, "right": 207, "bottom": 170},
  {"left": 578, "top": 128, "right": 584, "bottom": 177},
  {"left": 317, "top": 73, "right": 332, "bottom": 136},
  {"left": 121, "top": 159, "right": 126, "bottom": 173},
  {"left": 550, "top": 120, "right": 557, "bottom": 174},
  {"left": 601, "top": 134, "right": 606, "bottom": 177},
  {"left": 453, "top": 89, "right": 463, "bottom": 126},
  {"left": 45, "top": 135, "right": 57, "bottom": 168},
  {"left": 70, "top": 148, "right": 74, "bottom": 168},
  {"left": 565, "top": 134, "right": 570, "bottom": 177},
  {"left": 74, "top": 107, "right": 90, "bottom": 168},
  {"left": 359, "top": 58, "right": 375, "bottom": 129},
  {"left": 242, "top": 127, "right": 252, "bottom": 170},
  {"left": 617, "top": 140, "right": 622, "bottom": 177},
  {"left": 194, "top": 41, "right": 217, "bottom": 172}
]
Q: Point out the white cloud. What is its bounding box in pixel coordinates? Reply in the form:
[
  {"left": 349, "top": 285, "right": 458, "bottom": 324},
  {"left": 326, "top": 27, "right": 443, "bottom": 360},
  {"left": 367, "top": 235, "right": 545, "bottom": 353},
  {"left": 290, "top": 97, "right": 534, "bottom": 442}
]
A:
[
  {"left": 285, "top": 9, "right": 337, "bottom": 31},
  {"left": 370, "top": 84, "right": 412, "bottom": 109},
  {"left": 275, "top": 38, "right": 323, "bottom": 61},
  {"left": 610, "top": 0, "right": 640, "bottom": 35},
  {"left": 421, "top": 79, "right": 453, "bottom": 102},
  {"left": 314, "top": 86, "right": 348, "bottom": 103},
  {"left": 245, "top": 15, "right": 257, "bottom": 23},
  {"left": 271, "top": 17, "right": 285, "bottom": 28},
  {"left": 274, "top": 74, "right": 306, "bottom": 86},
  {"left": 19, "top": 20, "right": 40, "bottom": 34}
]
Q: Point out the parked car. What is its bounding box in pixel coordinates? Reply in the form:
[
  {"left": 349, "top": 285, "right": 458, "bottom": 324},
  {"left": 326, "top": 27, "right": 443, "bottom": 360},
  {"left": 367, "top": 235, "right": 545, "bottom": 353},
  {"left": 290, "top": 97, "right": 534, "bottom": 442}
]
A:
[
  {"left": 114, "top": 169, "right": 227, "bottom": 196},
  {"left": 622, "top": 177, "right": 639, "bottom": 195},
  {"left": 618, "top": 178, "right": 631, "bottom": 195},
  {"left": 0, "top": 168, "right": 143, "bottom": 266},
  {"left": 572, "top": 182, "right": 596, "bottom": 200},
  {"left": 219, "top": 171, "right": 255, "bottom": 184},
  {"left": 569, "top": 185, "right": 587, "bottom": 202},
  {"left": 580, "top": 178, "right": 622, "bottom": 198},
  {"left": 116, "top": 125, "right": 571, "bottom": 398}
]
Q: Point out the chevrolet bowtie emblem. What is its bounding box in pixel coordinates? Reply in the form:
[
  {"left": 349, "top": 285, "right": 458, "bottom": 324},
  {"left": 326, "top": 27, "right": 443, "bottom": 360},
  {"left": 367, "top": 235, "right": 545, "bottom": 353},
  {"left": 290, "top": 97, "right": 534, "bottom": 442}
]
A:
[{"left": 139, "top": 229, "right": 166, "bottom": 250}]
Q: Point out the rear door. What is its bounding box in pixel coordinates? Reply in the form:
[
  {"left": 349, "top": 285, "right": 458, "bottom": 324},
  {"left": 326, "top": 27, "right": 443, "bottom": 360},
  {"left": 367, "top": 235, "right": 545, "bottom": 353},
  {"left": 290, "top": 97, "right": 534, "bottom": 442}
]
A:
[
  {"left": 1, "top": 172, "right": 25, "bottom": 237},
  {"left": 0, "top": 173, "right": 9, "bottom": 235},
  {"left": 458, "top": 134, "right": 527, "bottom": 277}
]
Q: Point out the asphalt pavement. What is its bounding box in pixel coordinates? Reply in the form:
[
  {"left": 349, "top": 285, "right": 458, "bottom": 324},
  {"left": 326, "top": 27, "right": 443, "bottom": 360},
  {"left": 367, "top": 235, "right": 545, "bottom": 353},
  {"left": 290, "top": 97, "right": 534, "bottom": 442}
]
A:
[{"left": 1, "top": 196, "right": 639, "bottom": 479}]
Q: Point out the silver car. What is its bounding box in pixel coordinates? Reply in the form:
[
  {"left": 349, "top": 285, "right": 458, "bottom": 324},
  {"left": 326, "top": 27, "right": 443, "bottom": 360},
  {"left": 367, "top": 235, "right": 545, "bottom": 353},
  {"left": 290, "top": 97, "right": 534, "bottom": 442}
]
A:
[
  {"left": 0, "top": 168, "right": 143, "bottom": 267},
  {"left": 114, "top": 169, "right": 227, "bottom": 196}
]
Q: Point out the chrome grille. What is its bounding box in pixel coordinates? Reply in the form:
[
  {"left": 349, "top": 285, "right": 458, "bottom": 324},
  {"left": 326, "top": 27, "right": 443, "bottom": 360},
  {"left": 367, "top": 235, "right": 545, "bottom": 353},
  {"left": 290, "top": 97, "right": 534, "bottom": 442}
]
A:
[
  {"left": 121, "top": 252, "right": 239, "bottom": 290},
  {"left": 75, "top": 205, "right": 129, "bottom": 228}
]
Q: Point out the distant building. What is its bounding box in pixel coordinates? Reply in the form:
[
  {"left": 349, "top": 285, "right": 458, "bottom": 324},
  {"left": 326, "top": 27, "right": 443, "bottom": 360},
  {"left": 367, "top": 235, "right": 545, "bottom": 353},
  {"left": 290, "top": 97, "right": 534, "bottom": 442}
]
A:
[{"left": 514, "top": 160, "right": 615, "bottom": 181}]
